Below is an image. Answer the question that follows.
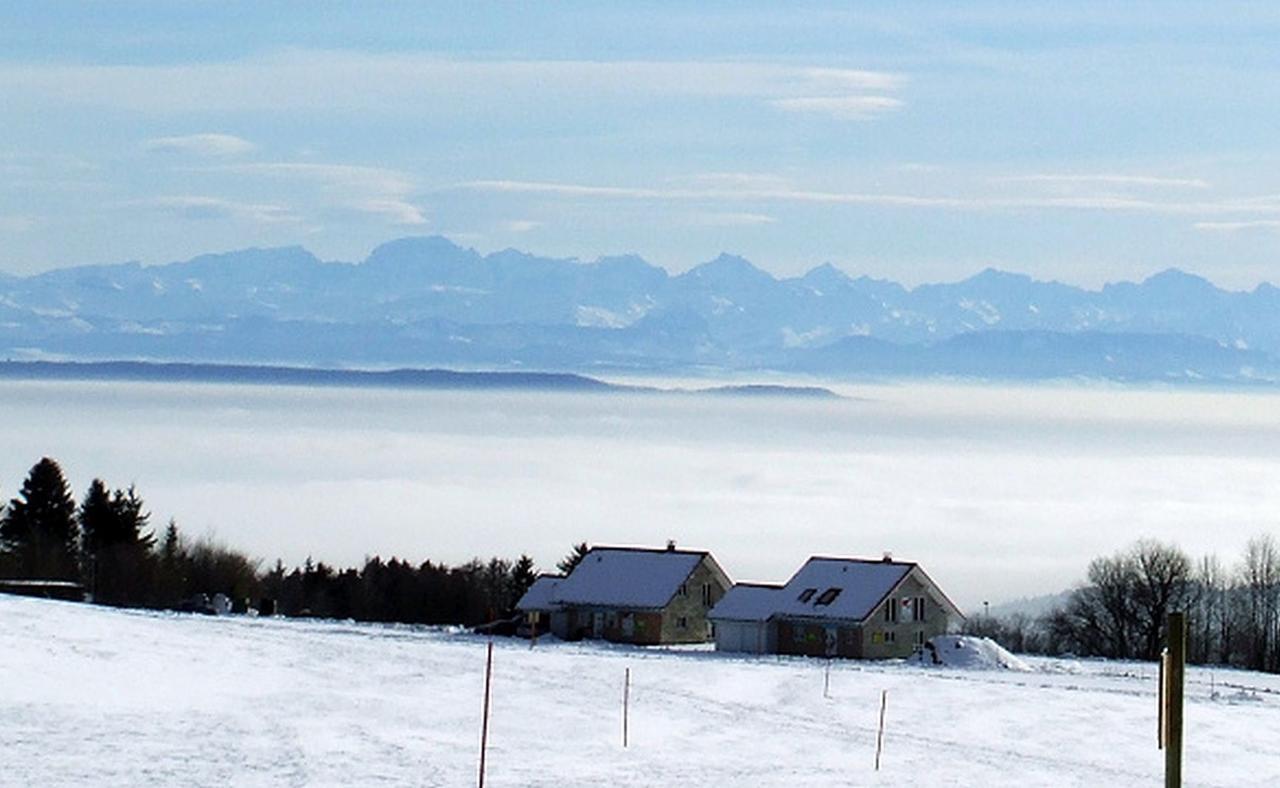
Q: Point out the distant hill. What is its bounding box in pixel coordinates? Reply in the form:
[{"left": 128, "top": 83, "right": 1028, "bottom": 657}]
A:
[
  {"left": 0, "top": 360, "right": 839, "bottom": 399},
  {"left": 4, "top": 235, "right": 1280, "bottom": 384}
]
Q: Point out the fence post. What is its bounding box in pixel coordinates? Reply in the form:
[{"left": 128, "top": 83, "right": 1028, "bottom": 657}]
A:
[
  {"left": 478, "top": 640, "right": 494, "bottom": 788},
  {"left": 1164, "top": 612, "right": 1186, "bottom": 788},
  {"left": 623, "top": 667, "right": 631, "bottom": 748},
  {"left": 874, "top": 689, "right": 888, "bottom": 771}
]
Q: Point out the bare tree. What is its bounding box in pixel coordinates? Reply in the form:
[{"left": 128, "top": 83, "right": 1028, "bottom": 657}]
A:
[
  {"left": 1239, "top": 534, "right": 1280, "bottom": 671},
  {"left": 1129, "top": 539, "right": 1191, "bottom": 660}
]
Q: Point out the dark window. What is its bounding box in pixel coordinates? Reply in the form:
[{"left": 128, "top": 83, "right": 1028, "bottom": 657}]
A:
[
  {"left": 912, "top": 596, "right": 927, "bottom": 622},
  {"left": 798, "top": 587, "right": 818, "bottom": 603},
  {"left": 701, "top": 582, "right": 713, "bottom": 606},
  {"left": 677, "top": 582, "right": 688, "bottom": 598},
  {"left": 676, "top": 616, "right": 688, "bottom": 629},
  {"left": 884, "top": 601, "right": 899, "bottom": 623},
  {"left": 814, "top": 588, "right": 842, "bottom": 606}
]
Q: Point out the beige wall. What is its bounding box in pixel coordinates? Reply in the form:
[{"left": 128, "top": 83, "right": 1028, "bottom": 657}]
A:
[
  {"left": 659, "top": 556, "right": 731, "bottom": 644},
  {"left": 859, "top": 572, "right": 952, "bottom": 659}
]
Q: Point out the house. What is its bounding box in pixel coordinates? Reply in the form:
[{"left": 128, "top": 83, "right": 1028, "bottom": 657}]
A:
[
  {"left": 708, "top": 582, "right": 782, "bottom": 654},
  {"left": 709, "top": 555, "right": 963, "bottom": 659},
  {"left": 514, "top": 574, "right": 562, "bottom": 636},
  {"left": 525, "top": 544, "right": 732, "bottom": 645}
]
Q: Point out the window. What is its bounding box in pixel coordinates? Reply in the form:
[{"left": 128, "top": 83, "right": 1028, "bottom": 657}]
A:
[
  {"left": 911, "top": 596, "right": 927, "bottom": 622},
  {"left": 606, "top": 612, "right": 617, "bottom": 628},
  {"left": 677, "top": 582, "right": 688, "bottom": 597},
  {"left": 913, "top": 630, "right": 925, "bottom": 646},
  {"left": 815, "top": 587, "right": 842, "bottom": 607},
  {"left": 884, "top": 630, "right": 896, "bottom": 644},
  {"left": 676, "top": 616, "right": 688, "bottom": 629},
  {"left": 701, "top": 582, "right": 713, "bottom": 606},
  {"left": 797, "top": 587, "right": 818, "bottom": 603},
  {"left": 884, "top": 601, "right": 898, "bottom": 623}
]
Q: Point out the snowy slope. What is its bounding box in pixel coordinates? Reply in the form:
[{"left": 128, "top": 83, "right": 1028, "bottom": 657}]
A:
[{"left": 3, "top": 594, "right": 1279, "bottom": 787}]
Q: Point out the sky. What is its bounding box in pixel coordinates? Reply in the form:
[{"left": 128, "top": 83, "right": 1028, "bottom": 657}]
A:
[{"left": 4, "top": 2, "right": 1280, "bottom": 287}]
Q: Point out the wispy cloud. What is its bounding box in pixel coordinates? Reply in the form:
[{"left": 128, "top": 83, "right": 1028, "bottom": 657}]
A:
[
  {"left": 996, "top": 173, "right": 1211, "bottom": 189},
  {"left": 0, "top": 51, "right": 904, "bottom": 119},
  {"left": 772, "top": 95, "right": 903, "bottom": 120},
  {"left": 197, "top": 162, "right": 426, "bottom": 225},
  {"left": 1193, "top": 219, "right": 1280, "bottom": 232},
  {"left": 691, "top": 211, "right": 777, "bottom": 227},
  {"left": 144, "top": 133, "right": 255, "bottom": 157},
  {"left": 136, "top": 196, "right": 298, "bottom": 224},
  {"left": 462, "top": 178, "right": 1280, "bottom": 218}
]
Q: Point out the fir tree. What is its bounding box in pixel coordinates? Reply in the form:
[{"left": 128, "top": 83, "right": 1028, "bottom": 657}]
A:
[
  {"left": 556, "top": 542, "right": 590, "bottom": 575},
  {"left": 0, "top": 457, "right": 79, "bottom": 580},
  {"left": 512, "top": 554, "right": 538, "bottom": 598},
  {"left": 78, "top": 481, "right": 155, "bottom": 604}
]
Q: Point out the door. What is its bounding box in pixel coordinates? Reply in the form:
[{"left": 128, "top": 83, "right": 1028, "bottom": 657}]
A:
[
  {"left": 592, "top": 611, "right": 604, "bottom": 638},
  {"left": 824, "top": 626, "right": 838, "bottom": 657}
]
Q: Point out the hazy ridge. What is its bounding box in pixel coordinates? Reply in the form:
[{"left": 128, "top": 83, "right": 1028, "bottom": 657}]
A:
[{"left": 4, "top": 235, "right": 1279, "bottom": 384}]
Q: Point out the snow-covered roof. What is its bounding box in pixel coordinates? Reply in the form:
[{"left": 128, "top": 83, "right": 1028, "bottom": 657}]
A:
[
  {"left": 771, "top": 557, "right": 914, "bottom": 623},
  {"left": 515, "top": 575, "right": 562, "bottom": 612},
  {"left": 708, "top": 583, "right": 784, "bottom": 622},
  {"left": 549, "top": 547, "right": 708, "bottom": 610}
]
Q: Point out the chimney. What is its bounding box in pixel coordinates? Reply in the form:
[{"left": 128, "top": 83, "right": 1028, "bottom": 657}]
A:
[
  {"left": 666, "top": 539, "right": 676, "bottom": 552},
  {"left": 882, "top": 551, "right": 893, "bottom": 563}
]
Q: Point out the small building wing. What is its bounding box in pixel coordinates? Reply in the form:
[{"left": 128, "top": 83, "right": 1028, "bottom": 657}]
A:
[
  {"left": 709, "top": 583, "right": 783, "bottom": 622},
  {"left": 515, "top": 574, "right": 563, "bottom": 612},
  {"left": 551, "top": 547, "right": 706, "bottom": 609},
  {"left": 773, "top": 557, "right": 914, "bottom": 623}
]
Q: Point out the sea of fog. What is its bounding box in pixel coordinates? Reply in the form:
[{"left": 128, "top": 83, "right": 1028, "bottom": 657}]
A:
[{"left": 3, "top": 378, "right": 1280, "bottom": 611}]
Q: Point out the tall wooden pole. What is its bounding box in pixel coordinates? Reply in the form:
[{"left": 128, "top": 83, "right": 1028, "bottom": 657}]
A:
[
  {"left": 1165, "top": 612, "right": 1186, "bottom": 788},
  {"left": 478, "top": 640, "right": 494, "bottom": 788}
]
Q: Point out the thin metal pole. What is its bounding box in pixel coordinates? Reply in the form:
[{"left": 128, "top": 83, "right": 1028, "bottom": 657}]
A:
[
  {"left": 623, "top": 667, "right": 631, "bottom": 748},
  {"left": 824, "top": 660, "right": 831, "bottom": 699},
  {"left": 478, "top": 640, "right": 494, "bottom": 788},
  {"left": 874, "top": 690, "right": 888, "bottom": 771}
]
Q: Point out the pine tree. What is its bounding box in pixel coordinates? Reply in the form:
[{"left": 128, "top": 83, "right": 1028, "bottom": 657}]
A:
[
  {"left": 512, "top": 554, "right": 538, "bottom": 598},
  {"left": 0, "top": 457, "right": 79, "bottom": 580},
  {"left": 79, "top": 481, "right": 155, "bottom": 605},
  {"left": 556, "top": 542, "right": 590, "bottom": 575}
]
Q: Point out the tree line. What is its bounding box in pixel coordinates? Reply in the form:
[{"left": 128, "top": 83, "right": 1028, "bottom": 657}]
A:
[
  {"left": 0, "top": 456, "right": 545, "bottom": 626},
  {"left": 968, "top": 536, "right": 1280, "bottom": 673}
]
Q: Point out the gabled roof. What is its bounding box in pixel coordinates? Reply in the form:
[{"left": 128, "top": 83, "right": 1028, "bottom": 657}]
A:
[
  {"left": 708, "top": 583, "right": 784, "bottom": 622},
  {"left": 549, "top": 546, "right": 713, "bottom": 610},
  {"left": 514, "top": 574, "right": 563, "bottom": 612},
  {"left": 772, "top": 557, "right": 916, "bottom": 623}
]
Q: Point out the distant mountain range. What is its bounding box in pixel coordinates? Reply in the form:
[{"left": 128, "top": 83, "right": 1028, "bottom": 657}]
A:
[{"left": 4, "top": 235, "right": 1280, "bottom": 384}]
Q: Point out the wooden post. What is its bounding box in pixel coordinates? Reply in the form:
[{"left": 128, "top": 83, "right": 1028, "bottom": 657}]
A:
[
  {"left": 824, "top": 660, "right": 831, "bottom": 699},
  {"left": 1164, "top": 612, "right": 1186, "bottom": 788},
  {"left": 478, "top": 640, "right": 494, "bottom": 788},
  {"left": 622, "top": 667, "right": 631, "bottom": 748},
  {"left": 874, "top": 690, "right": 888, "bottom": 771}
]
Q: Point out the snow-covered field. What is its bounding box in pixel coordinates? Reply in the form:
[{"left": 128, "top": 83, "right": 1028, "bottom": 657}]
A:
[{"left": 4, "top": 595, "right": 1279, "bottom": 787}]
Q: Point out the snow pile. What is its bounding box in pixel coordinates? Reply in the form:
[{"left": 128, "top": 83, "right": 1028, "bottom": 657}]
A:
[{"left": 919, "top": 635, "right": 1033, "bottom": 672}]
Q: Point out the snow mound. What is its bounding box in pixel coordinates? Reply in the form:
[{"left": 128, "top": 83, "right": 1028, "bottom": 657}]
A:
[{"left": 917, "top": 635, "right": 1033, "bottom": 672}]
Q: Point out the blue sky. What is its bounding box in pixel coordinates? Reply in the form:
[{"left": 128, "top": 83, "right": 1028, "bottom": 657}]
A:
[{"left": 4, "top": 2, "right": 1280, "bottom": 287}]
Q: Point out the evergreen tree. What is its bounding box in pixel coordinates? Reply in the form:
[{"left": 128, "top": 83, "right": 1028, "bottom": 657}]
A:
[
  {"left": 0, "top": 457, "right": 79, "bottom": 580},
  {"left": 512, "top": 554, "right": 538, "bottom": 598},
  {"left": 556, "top": 541, "right": 590, "bottom": 575},
  {"left": 78, "top": 479, "right": 115, "bottom": 556}
]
